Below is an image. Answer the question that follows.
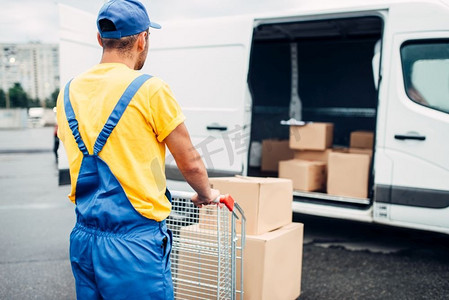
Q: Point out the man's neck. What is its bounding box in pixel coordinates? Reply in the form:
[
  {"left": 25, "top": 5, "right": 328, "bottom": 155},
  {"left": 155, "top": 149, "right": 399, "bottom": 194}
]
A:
[{"left": 100, "top": 51, "right": 136, "bottom": 70}]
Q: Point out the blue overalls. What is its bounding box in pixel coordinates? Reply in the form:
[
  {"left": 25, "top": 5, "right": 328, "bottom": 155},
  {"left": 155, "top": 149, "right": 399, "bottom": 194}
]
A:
[{"left": 64, "top": 74, "right": 174, "bottom": 300}]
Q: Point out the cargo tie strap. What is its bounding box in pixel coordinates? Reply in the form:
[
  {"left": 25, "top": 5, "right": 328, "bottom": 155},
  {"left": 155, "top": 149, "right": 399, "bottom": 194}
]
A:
[{"left": 64, "top": 74, "right": 152, "bottom": 156}]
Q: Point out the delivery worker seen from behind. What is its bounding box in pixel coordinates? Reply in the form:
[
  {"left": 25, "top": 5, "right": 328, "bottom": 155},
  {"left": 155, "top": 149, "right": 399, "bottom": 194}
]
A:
[{"left": 56, "top": 0, "right": 220, "bottom": 299}]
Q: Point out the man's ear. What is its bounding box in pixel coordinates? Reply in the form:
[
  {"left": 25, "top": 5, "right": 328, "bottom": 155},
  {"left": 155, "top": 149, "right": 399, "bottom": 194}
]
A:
[
  {"left": 137, "top": 31, "right": 147, "bottom": 52},
  {"left": 97, "top": 33, "right": 103, "bottom": 47}
]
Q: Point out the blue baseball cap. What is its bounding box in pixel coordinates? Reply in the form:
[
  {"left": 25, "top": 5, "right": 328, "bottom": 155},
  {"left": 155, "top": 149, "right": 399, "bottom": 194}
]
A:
[{"left": 97, "top": 0, "right": 161, "bottom": 39}]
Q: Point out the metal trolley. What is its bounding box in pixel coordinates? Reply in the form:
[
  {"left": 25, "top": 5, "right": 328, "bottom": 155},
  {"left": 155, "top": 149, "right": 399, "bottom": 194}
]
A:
[{"left": 167, "top": 191, "right": 246, "bottom": 300}]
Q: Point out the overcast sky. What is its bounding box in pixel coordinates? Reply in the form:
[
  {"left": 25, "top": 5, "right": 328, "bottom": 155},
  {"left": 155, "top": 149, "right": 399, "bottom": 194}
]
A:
[
  {"left": 0, "top": 0, "right": 407, "bottom": 44},
  {"left": 1, "top": 0, "right": 106, "bottom": 43},
  {"left": 0, "top": 0, "right": 330, "bottom": 44},
  {"left": 1, "top": 0, "right": 293, "bottom": 43}
]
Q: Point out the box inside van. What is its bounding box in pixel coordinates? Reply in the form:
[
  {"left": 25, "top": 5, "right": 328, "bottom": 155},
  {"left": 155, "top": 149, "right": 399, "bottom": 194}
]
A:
[{"left": 247, "top": 17, "right": 382, "bottom": 194}]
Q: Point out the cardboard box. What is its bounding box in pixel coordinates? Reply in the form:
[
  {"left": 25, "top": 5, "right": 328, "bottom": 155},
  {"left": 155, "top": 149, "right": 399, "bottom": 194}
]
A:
[
  {"left": 237, "top": 223, "right": 304, "bottom": 300},
  {"left": 350, "top": 131, "right": 374, "bottom": 149},
  {"left": 293, "top": 148, "right": 332, "bottom": 163},
  {"left": 289, "top": 122, "right": 334, "bottom": 150},
  {"left": 209, "top": 176, "right": 292, "bottom": 235},
  {"left": 177, "top": 223, "right": 304, "bottom": 300},
  {"left": 261, "top": 139, "right": 294, "bottom": 172},
  {"left": 279, "top": 159, "right": 326, "bottom": 192},
  {"left": 349, "top": 147, "right": 373, "bottom": 161},
  {"left": 327, "top": 152, "right": 370, "bottom": 198},
  {"left": 175, "top": 224, "right": 218, "bottom": 299}
]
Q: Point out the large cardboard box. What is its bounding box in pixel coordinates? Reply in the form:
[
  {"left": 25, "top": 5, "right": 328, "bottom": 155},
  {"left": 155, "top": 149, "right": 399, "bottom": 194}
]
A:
[
  {"left": 175, "top": 224, "right": 219, "bottom": 300},
  {"left": 209, "top": 176, "right": 293, "bottom": 235},
  {"left": 349, "top": 147, "right": 373, "bottom": 161},
  {"left": 279, "top": 159, "right": 326, "bottom": 192},
  {"left": 350, "top": 131, "right": 374, "bottom": 149},
  {"left": 289, "top": 122, "right": 334, "bottom": 150},
  {"left": 327, "top": 152, "right": 370, "bottom": 198},
  {"left": 238, "top": 223, "right": 304, "bottom": 300},
  {"left": 177, "top": 223, "right": 304, "bottom": 300},
  {"left": 261, "top": 139, "right": 294, "bottom": 172},
  {"left": 293, "top": 148, "right": 332, "bottom": 163}
]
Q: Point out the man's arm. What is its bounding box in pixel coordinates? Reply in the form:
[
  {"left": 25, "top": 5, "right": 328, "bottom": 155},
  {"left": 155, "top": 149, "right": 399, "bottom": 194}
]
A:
[{"left": 165, "top": 122, "right": 220, "bottom": 207}]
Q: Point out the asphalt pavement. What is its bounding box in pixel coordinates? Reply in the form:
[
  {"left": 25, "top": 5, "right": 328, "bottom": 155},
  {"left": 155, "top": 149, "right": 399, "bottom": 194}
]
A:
[
  {"left": 295, "top": 213, "right": 449, "bottom": 299},
  {"left": 0, "top": 127, "right": 76, "bottom": 299},
  {"left": 0, "top": 127, "right": 448, "bottom": 300}
]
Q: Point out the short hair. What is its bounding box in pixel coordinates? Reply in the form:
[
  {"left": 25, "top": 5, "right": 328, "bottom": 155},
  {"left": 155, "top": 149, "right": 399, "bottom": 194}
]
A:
[{"left": 99, "top": 19, "right": 140, "bottom": 53}]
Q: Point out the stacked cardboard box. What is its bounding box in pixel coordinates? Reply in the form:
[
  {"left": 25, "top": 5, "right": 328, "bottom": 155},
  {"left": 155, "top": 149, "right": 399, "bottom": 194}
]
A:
[
  {"left": 260, "top": 139, "right": 294, "bottom": 172},
  {"left": 208, "top": 176, "right": 293, "bottom": 235},
  {"left": 175, "top": 224, "right": 219, "bottom": 299},
  {"left": 349, "top": 130, "right": 373, "bottom": 162},
  {"left": 278, "top": 124, "right": 375, "bottom": 198},
  {"left": 326, "top": 130, "right": 373, "bottom": 198},
  {"left": 192, "top": 176, "right": 304, "bottom": 299},
  {"left": 279, "top": 122, "right": 334, "bottom": 192},
  {"left": 327, "top": 152, "right": 371, "bottom": 198},
  {"left": 178, "top": 222, "right": 304, "bottom": 300},
  {"left": 289, "top": 122, "right": 334, "bottom": 150},
  {"left": 349, "top": 147, "right": 373, "bottom": 160},
  {"left": 350, "top": 131, "right": 374, "bottom": 149},
  {"left": 237, "top": 223, "right": 303, "bottom": 300},
  {"left": 279, "top": 160, "right": 326, "bottom": 192},
  {"left": 293, "top": 148, "right": 332, "bottom": 162}
]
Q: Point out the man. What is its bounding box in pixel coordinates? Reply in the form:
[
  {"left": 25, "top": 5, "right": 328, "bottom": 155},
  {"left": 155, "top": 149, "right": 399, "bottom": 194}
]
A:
[{"left": 56, "top": 0, "right": 219, "bottom": 299}]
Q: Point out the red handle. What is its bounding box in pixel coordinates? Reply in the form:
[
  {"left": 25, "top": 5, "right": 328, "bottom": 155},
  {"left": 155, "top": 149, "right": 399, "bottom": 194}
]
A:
[{"left": 218, "top": 194, "right": 235, "bottom": 212}]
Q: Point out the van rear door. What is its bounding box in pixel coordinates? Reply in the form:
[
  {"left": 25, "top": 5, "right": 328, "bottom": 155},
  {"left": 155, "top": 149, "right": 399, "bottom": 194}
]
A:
[
  {"left": 145, "top": 17, "right": 254, "bottom": 177},
  {"left": 58, "top": 6, "right": 254, "bottom": 180},
  {"left": 57, "top": 4, "right": 102, "bottom": 184},
  {"left": 376, "top": 2, "right": 449, "bottom": 231},
  {"left": 58, "top": 5, "right": 101, "bottom": 88}
]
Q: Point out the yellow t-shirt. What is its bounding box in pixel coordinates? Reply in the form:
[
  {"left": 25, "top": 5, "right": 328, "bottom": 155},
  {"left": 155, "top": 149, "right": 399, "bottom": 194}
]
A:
[{"left": 56, "top": 63, "right": 185, "bottom": 221}]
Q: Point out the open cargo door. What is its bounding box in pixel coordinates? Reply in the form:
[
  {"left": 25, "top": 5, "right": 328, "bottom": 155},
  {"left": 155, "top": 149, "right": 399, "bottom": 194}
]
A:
[
  {"left": 144, "top": 17, "right": 254, "bottom": 177},
  {"left": 376, "top": 2, "right": 449, "bottom": 231},
  {"left": 58, "top": 4, "right": 101, "bottom": 88},
  {"left": 57, "top": 4, "right": 102, "bottom": 184}
]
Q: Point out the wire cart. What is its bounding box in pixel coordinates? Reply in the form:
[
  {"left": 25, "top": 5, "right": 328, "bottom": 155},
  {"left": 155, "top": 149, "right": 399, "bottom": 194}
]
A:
[{"left": 167, "top": 191, "right": 246, "bottom": 300}]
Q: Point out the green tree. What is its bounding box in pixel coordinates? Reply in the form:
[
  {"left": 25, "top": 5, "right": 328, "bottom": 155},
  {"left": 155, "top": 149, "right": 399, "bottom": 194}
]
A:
[
  {"left": 0, "top": 89, "right": 5, "bottom": 108},
  {"left": 45, "top": 88, "right": 60, "bottom": 108},
  {"left": 8, "top": 83, "right": 29, "bottom": 108}
]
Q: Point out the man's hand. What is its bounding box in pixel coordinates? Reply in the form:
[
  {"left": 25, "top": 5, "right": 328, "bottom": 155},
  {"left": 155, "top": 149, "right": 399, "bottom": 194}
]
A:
[{"left": 191, "top": 188, "right": 220, "bottom": 208}]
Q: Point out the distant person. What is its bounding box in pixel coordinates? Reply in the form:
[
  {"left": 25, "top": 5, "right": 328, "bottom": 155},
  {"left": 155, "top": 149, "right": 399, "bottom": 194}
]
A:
[
  {"left": 53, "top": 124, "right": 59, "bottom": 163},
  {"left": 56, "top": 0, "right": 219, "bottom": 299}
]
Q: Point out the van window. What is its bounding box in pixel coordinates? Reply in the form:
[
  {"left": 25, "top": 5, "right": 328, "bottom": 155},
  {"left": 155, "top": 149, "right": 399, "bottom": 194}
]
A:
[{"left": 401, "top": 40, "right": 449, "bottom": 114}]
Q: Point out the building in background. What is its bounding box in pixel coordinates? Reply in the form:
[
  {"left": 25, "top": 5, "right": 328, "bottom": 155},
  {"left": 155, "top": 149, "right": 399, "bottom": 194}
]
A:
[{"left": 0, "top": 43, "right": 59, "bottom": 105}]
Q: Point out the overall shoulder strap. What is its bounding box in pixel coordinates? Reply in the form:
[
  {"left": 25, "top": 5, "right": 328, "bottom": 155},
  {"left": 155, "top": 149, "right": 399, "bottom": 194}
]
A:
[
  {"left": 64, "top": 79, "right": 89, "bottom": 156},
  {"left": 93, "top": 74, "right": 152, "bottom": 155}
]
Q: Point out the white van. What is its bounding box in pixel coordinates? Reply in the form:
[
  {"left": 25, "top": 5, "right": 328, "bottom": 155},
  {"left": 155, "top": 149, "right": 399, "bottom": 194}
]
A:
[{"left": 58, "top": 0, "right": 449, "bottom": 234}]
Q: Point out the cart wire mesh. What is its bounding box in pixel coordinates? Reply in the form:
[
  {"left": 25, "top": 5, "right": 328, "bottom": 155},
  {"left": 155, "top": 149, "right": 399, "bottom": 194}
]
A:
[{"left": 167, "top": 191, "right": 245, "bottom": 300}]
